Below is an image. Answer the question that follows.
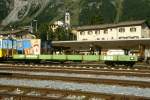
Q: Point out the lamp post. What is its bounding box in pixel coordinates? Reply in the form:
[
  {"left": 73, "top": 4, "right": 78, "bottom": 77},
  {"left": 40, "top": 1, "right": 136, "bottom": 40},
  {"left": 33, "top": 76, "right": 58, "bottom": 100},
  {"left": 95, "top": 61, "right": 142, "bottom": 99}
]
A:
[
  {"left": 33, "top": 19, "right": 38, "bottom": 32},
  {"left": 30, "top": 22, "right": 33, "bottom": 33},
  {"left": 30, "top": 19, "right": 38, "bottom": 33}
]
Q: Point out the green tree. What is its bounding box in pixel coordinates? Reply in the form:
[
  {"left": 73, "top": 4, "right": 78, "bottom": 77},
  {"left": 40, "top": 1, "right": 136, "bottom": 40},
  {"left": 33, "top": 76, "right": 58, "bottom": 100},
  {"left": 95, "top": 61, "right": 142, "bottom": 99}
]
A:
[
  {"left": 79, "top": 0, "right": 104, "bottom": 25},
  {"left": 54, "top": 27, "right": 68, "bottom": 41},
  {"left": 0, "top": 0, "right": 9, "bottom": 21},
  {"left": 38, "top": 23, "right": 48, "bottom": 40},
  {"left": 67, "top": 29, "right": 76, "bottom": 40},
  {"left": 38, "top": 23, "right": 54, "bottom": 41},
  {"left": 122, "top": 0, "right": 150, "bottom": 22}
]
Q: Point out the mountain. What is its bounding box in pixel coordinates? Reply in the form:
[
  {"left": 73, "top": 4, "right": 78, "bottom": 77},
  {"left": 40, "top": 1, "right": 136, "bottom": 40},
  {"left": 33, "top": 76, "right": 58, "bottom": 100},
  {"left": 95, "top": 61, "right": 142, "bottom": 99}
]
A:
[
  {"left": 0, "top": 0, "right": 51, "bottom": 26},
  {"left": 0, "top": 0, "right": 150, "bottom": 28},
  {"left": 79, "top": 0, "right": 150, "bottom": 25}
]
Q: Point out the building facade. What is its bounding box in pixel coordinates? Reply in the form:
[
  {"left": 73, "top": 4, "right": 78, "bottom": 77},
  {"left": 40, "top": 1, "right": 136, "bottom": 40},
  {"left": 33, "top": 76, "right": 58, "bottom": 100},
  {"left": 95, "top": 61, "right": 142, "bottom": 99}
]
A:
[
  {"left": 75, "top": 20, "right": 150, "bottom": 41},
  {"left": 0, "top": 30, "right": 36, "bottom": 39}
]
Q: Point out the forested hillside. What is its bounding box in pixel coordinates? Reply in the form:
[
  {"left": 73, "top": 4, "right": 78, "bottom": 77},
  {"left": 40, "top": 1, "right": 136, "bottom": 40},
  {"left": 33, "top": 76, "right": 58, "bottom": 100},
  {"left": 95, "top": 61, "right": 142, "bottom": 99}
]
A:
[
  {"left": 79, "top": 0, "right": 150, "bottom": 25},
  {"left": 0, "top": 0, "right": 150, "bottom": 27}
]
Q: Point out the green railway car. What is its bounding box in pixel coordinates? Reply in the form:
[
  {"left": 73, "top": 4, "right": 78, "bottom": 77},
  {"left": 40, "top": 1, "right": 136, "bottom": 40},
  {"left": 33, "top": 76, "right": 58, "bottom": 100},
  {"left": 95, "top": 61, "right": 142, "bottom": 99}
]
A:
[
  {"left": 13, "top": 55, "right": 25, "bottom": 59},
  {"left": 83, "top": 55, "right": 100, "bottom": 61},
  {"left": 13, "top": 54, "right": 137, "bottom": 67},
  {"left": 103, "top": 55, "right": 137, "bottom": 66}
]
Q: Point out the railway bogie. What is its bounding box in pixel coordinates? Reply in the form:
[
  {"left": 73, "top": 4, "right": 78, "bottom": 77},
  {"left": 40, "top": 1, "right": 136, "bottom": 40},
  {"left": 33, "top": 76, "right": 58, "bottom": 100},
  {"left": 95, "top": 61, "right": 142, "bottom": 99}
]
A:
[{"left": 105, "top": 61, "right": 135, "bottom": 67}]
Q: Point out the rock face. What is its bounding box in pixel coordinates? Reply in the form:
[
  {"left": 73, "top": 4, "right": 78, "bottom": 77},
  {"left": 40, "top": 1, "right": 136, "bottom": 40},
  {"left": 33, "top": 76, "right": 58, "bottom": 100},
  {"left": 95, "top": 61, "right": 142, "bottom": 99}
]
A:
[{"left": 1, "top": 0, "right": 50, "bottom": 26}]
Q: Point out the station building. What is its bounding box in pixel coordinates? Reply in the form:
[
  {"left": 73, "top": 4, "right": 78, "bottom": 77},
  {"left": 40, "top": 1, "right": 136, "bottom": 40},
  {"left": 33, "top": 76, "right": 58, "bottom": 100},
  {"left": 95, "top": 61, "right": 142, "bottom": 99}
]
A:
[
  {"left": 52, "top": 20, "right": 150, "bottom": 58},
  {"left": 0, "top": 30, "right": 36, "bottom": 39},
  {"left": 75, "top": 20, "right": 150, "bottom": 41}
]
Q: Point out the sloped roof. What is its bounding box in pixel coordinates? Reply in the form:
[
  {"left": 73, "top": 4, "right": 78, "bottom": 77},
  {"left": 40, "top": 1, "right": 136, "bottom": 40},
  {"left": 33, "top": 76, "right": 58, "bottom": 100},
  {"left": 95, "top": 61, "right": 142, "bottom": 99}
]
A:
[
  {"left": 76, "top": 20, "right": 147, "bottom": 31},
  {"left": 0, "top": 30, "right": 27, "bottom": 35}
]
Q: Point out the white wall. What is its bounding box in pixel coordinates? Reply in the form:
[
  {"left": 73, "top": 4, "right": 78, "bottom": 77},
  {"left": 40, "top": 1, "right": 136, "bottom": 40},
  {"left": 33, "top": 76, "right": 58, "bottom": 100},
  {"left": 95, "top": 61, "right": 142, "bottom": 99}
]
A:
[
  {"left": 141, "top": 25, "right": 150, "bottom": 38},
  {"left": 77, "top": 24, "right": 149, "bottom": 41},
  {"left": 117, "top": 26, "right": 141, "bottom": 39}
]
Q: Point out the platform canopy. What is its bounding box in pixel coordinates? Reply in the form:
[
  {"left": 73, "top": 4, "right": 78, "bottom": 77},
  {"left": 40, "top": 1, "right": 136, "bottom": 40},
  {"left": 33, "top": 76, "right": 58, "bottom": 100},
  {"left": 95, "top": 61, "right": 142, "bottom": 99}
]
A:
[{"left": 52, "top": 38, "right": 150, "bottom": 50}]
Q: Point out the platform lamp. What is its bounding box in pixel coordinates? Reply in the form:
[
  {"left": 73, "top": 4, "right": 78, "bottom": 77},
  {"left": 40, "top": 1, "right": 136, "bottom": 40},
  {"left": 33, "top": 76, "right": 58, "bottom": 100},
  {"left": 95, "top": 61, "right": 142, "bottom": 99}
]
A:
[{"left": 31, "top": 19, "right": 38, "bottom": 33}]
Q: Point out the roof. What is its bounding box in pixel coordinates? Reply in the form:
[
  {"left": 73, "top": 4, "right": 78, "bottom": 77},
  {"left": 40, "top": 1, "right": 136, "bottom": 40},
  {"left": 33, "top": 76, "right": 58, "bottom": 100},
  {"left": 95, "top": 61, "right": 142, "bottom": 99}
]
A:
[
  {"left": 76, "top": 20, "right": 147, "bottom": 31},
  {"left": 52, "top": 38, "right": 150, "bottom": 50},
  {"left": 0, "top": 30, "right": 28, "bottom": 35}
]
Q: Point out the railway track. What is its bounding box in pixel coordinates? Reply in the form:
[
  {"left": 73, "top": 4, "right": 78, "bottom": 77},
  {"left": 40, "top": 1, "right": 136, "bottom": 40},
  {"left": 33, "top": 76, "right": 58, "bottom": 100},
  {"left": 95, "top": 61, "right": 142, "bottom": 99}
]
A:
[
  {"left": 0, "top": 63, "right": 150, "bottom": 77},
  {"left": 0, "top": 78, "right": 149, "bottom": 100},
  {"left": 0, "top": 61, "right": 150, "bottom": 69},
  {"left": 0, "top": 70, "right": 150, "bottom": 88},
  {"left": 0, "top": 63, "right": 150, "bottom": 71},
  {"left": 0, "top": 85, "right": 149, "bottom": 100},
  {"left": 0, "top": 63, "right": 150, "bottom": 99}
]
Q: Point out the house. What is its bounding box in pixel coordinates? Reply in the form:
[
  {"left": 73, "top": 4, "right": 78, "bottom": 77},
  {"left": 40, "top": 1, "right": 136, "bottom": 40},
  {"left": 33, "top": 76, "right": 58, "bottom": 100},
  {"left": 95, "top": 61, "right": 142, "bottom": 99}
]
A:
[
  {"left": 75, "top": 20, "right": 150, "bottom": 41},
  {"left": 0, "top": 30, "right": 36, "bottom": 39}
]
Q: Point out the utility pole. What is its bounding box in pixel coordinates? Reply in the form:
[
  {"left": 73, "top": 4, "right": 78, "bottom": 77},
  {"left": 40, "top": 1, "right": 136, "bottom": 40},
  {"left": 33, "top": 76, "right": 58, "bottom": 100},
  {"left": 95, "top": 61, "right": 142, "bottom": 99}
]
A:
[
  {"left": 30, "top": 21, "right": 33, "bottom": 33},
  {"left": 33, "top": 19, "right": 38, "bottom": 32}
]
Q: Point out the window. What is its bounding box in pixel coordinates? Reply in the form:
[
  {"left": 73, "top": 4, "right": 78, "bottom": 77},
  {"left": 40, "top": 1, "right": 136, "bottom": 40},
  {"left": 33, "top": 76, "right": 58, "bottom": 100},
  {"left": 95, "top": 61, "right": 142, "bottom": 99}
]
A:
[
  {"left": 102, "top": 38, "right": 105, "bottom": 40},
  {"left": 97, "top": 38, "right": 100, "bottom": 40},
  {"left": 119, "top": 37, "right": 125, "bottom": 39},
  {"left": 66, "top": 16, "right": 69, "bottom": 20},
  {"left": 127, "top": 36, "right": 132, "bottom": 39},
  {"left": 130, "top": 27, "right": 136, "bottom": 32},
  {"left": 104, "top": 29, "right": 108, "bottom": 34},
  {"left": 134, "top": 36, "right": 139, "bottom": 39},
  {"left": 80, "top": 31, "right": 85, "bottom": 35},
  {"left": 88, "top": 31, "right": 93, "bottom": 35},
  {"left": 83, "top": 38, "right": 87, "bottom": 40},
  {"left": 119, "top": 28, "right": 125, "bottom": 32},
  {"left": 95, "top": 30, "right": 100, "bottom": 35}
]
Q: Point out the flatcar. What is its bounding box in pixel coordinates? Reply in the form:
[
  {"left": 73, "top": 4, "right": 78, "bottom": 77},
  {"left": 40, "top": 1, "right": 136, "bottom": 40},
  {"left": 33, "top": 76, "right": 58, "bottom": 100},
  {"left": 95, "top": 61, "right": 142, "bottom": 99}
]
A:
[
  {"left": 0, "top": 38, "right": 138, "bottom": 67},
  {"left": 12, "top": 54, "right": 137, "bottom": 67}
]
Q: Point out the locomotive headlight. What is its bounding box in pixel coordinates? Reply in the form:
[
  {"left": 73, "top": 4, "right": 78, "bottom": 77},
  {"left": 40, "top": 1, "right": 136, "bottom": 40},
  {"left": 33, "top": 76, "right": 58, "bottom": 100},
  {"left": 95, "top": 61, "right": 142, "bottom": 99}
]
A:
[{"left": 130, "top": 57, "right": 134, "bottom": 60}]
